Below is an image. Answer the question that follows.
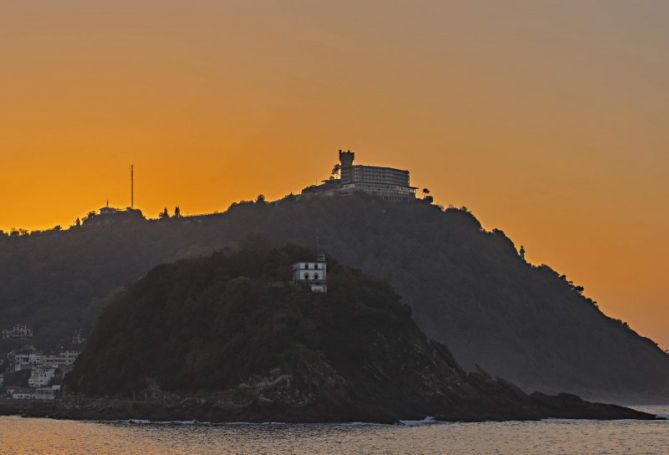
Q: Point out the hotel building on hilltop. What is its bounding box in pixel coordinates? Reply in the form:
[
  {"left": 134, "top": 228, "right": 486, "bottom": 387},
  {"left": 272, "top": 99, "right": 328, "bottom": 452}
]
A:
[{"left": 301, "top": 150, "right": 417, "bottom": 201}]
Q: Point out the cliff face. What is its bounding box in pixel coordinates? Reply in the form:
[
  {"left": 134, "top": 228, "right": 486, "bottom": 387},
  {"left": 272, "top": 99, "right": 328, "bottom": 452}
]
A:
[
  {"left": 1, "top": 194, "right": 668, "bottom": 403},
  {"left": 65, "top": 245, "right": 655, "bottom": 423}
]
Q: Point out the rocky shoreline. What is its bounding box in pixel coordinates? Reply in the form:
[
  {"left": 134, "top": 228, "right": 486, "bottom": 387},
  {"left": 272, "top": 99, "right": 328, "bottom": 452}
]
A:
[{"left": 0, "top": 393, "right": 659, "bottom": 424}]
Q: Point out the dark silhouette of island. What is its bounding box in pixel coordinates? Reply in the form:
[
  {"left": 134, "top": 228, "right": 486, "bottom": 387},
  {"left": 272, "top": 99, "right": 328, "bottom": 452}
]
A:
[
  {"left": 27, "top": 243, "right": 651, "bottom": 423},
  {"left": 0, "top": 193, "right": 667, "bottom": 404}
]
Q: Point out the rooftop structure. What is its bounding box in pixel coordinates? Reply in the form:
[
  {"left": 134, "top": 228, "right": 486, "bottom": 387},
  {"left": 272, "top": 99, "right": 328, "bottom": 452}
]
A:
[{"left": 302, "top": 150, "right": 416, "bottom": 201}]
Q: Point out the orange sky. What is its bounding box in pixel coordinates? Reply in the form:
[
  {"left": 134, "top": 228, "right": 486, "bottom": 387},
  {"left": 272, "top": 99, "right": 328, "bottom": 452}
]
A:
[{"left": 1, "top": 1, "right": 667, "bottom": 348}]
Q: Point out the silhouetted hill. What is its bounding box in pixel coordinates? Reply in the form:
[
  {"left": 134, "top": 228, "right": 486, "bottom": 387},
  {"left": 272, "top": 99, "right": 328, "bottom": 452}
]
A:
[
  {"left": 62, "top": 244, "right": 655, "bottom": 423},
  {"left": 1, "top": 194, "right": 667, "bottom": 403}
]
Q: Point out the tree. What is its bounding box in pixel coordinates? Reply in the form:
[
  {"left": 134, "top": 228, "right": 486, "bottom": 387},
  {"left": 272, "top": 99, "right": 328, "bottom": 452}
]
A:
[
  {"left": 159, "top": 208, "right": 169, "bottom": 220},
  {"left": 82, "top": 211, "right": 96, "bottom": 224},
  {"left": 174, "top": 207, "right": 182, "bottom": 218},
  {"left": 331, "top": 164, "right": 341, "bottom": 178},
  {"left": 75, "top": 218, "right": 81, "bottom": 228},
  {"left": 421, "top": 188, "right": 433, "bottom": 204},
  {"left": 421, "top": 188, "right": 433, "bottom": 203},
  {"left": 256, "top": 194, "right": 266, "bottom": 204}
]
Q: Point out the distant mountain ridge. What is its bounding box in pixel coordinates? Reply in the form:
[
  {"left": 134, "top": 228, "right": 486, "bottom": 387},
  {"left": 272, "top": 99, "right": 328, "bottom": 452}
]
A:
[{"left": 0, "top": 194, "right": 667, "bottom": 403}]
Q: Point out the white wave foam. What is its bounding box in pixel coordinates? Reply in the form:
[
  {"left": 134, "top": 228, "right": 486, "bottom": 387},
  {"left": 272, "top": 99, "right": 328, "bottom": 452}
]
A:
[{"left": 399, "top": 416, "right": 438, "bottom": 426}]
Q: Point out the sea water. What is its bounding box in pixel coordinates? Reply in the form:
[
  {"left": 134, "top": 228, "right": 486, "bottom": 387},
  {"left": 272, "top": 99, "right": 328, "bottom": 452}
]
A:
[{"left": 0, "top": 406, "right": 667, "bottom": 455}]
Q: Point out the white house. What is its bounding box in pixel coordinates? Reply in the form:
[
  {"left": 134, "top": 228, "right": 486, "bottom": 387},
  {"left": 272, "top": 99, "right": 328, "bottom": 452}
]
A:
[
  {"left": 293, "top": 254, "right": 327, "bottom": 293},
  {"left": 28, "top": 367, "right": 56, "bottom": 388},
  {"left": 10, "top": 353, "right": 34, "bottom": 372}
]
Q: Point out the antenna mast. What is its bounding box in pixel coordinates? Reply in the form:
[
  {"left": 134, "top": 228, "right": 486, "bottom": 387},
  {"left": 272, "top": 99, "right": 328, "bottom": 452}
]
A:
[{"left": 130, "top": 164, "right": 134, "bottom": 209}]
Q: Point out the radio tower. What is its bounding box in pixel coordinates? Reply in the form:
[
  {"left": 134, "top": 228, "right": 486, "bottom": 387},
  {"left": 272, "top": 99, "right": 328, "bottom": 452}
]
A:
[{"left": 130, "top": 164, "right": 134, "bottom": 209}]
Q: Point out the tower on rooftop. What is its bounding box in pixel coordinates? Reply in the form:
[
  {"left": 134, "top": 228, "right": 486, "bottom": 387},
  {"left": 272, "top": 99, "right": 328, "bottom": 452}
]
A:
[{"left": 339, "top": 150, "right": 355, "bottom": 184}]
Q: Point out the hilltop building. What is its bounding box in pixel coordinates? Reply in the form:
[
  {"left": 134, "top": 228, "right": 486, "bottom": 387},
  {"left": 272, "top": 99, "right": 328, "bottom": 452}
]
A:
[
  {"left": 83, "top": 204, "right": 144, "bottom": 226},
  {"left": 293, "top": 254, "right": 327, "bottom": 293},
  {"left": 301, "top": 150, "right": 416, "bottom": 201}
]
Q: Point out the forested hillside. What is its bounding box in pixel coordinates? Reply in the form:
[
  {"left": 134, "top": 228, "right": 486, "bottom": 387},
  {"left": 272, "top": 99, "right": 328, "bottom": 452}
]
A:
[
  {"left": 64, "top": 244, "right": 654, "bottom": 423},
  {"left": 1, "top": 193, "right": 667, "bottom": 403}
]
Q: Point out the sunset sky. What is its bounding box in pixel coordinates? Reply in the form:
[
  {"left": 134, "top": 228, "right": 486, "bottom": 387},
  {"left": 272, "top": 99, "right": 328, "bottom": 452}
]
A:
[{"left": 1, "top": 1, "right": 667, "bottom": 348}]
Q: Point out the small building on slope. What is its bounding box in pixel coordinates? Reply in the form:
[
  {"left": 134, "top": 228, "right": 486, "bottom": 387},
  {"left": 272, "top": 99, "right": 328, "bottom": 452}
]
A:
[{"left": 293, "top": 254, "right": 327, "bottom": 293}]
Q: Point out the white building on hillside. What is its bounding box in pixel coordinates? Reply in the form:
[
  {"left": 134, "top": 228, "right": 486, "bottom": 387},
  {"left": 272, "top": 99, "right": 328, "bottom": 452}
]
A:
[
  {"left": 293, "top": 254, "right": 327, "bottom": 293},
  {"left": 29, "top": 367, "right": 56, "bottom": 388},
  {"left": 10, "top": 353, "right": 34, "bottom": 372},
  {"left": 38, "top": 351, "right": 79, "bottom": 371},
  {"left": 8, "top": 349, "right": 79, "bottom": 373}
]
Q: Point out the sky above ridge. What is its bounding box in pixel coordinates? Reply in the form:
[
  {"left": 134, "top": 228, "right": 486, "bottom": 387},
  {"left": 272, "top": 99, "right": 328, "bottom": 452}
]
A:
[{"left": 0, "top": 1, "right": 667, "bottom": 348}]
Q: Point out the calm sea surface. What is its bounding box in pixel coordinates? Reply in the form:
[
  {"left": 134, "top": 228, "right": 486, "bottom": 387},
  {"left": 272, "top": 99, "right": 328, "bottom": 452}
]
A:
[{"left": 0, "top": 407, "right": 667, "bottom": 455}]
